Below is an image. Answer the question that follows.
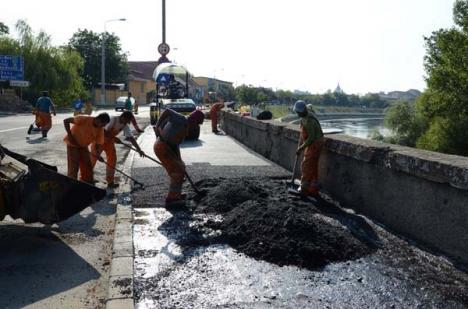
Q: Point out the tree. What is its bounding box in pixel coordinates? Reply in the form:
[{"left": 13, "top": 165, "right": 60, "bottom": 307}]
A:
[
  {"left": 0, "top": 20, "right": 86, "bottom": 106},
  {"left": 68, "top": 29, "right": 127, "bottom": 89},
  {"left": 383, "top": 0, "right": 468, "bottom": 155},
  {"left": 0, "top": 22, "right": 8, "bottom": 35}
]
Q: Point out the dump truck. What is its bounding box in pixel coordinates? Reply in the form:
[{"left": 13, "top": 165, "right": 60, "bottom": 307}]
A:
[{"left": 0, "top": 145, "right": 106, "bottom": 224}]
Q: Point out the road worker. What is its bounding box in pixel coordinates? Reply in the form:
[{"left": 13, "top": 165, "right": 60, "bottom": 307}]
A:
[
  {"left": 210, "top": 102, "right": 225, "bottom": 133},
  {"left": 63, "top": 113, "right": 110, "bottom": 184},
  {"left": 90, "top": 111, "right": 145, "bottom": 188},
  {"left": 294, "top": 100, "right": 324, "bottom": 197},
  {"left": 153, "top": 108, "right": 190, "bottom": 206},
  {"left": 35, "top": 91, "right": 56, "bottom": 138}
]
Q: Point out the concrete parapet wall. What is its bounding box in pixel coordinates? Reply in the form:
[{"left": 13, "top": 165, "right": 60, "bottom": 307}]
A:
[{"left": 220, "top": 111, "right": 468, "bottom": 265}]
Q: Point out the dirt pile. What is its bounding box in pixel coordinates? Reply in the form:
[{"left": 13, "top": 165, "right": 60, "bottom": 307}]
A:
[{"left": 189, "top": 177, "right": 374, "bottom": 269}]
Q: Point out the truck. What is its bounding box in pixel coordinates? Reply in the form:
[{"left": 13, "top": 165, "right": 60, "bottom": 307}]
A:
[{"left": 149, "top": 63, "right": 201, "bottom": 139}]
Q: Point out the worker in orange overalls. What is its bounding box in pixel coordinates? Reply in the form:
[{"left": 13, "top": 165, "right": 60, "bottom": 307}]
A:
[
  {"left": 90, "top": 111, "right": 145, "bottom": 188},
  {"left": 34, "top": 91, "right": 56, "bottom": 138},
  {"left": 154, "top": 108, "right": 198, "bottom": 207},
  {"left": 63, "top": 113, "right": 110, "bottom": 183},
  {"left": 209, "top": 102, "right": 225, "bottom": 133},
  {"left": 293, "top": 100, "right": 324, "bottom": 197}
]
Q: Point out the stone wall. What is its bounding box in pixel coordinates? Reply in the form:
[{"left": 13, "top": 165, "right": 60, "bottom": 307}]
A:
[{"left": 220, "top": 111, "right": 468, "bottom": 265}]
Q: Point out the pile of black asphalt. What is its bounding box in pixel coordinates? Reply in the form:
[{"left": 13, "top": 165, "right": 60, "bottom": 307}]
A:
[{"left": 187, "top": 177, "right": 378, "bottom": 269}]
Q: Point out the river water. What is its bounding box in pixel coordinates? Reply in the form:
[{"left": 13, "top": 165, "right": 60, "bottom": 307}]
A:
[{"left": 320, "top": 117, "right": 390, "bottom": 139}]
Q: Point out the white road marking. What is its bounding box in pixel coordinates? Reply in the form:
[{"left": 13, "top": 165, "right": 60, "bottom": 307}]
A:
[{"left": 0, "top": 127, "right": 28, "bottom": 133}]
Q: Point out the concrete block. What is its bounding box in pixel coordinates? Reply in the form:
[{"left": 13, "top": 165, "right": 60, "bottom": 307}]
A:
[
  {"left": 110, "top": 256, "right": 133, "bottom": 277},
  {"left": 106, "top": 298, "right": 134, "bottom": 309},
  {"left": 112, "top": 241, "right": 133, "bottom": 257}
]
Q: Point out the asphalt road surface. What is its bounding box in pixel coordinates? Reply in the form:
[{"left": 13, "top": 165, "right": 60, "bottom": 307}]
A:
[{"left": 0, "top": 107, "right": 149, "bottom": 308}]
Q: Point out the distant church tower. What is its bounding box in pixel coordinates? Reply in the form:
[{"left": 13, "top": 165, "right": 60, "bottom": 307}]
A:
[{"left": 334, "top": 83, "right": 344, "bottom": 94}]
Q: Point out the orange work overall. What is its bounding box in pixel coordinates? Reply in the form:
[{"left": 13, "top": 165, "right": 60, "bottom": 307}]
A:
[
  {"left": 210, "top": 103, "right": 224, "bottom": 132},
  {"left": 300, "top": 127, "right": 324, "bottom": 195},
  {"left": 67, "top": 146, "right": 93, "bottom": 183},
  {"left": 91, "top": 127, "right": 119, "bottom": 184},
  {"left": 154, "top": 140, "right": 185, "bottom": 202},
  {"left": 37, "top": 111, "right": 52, "bottom": 130}
]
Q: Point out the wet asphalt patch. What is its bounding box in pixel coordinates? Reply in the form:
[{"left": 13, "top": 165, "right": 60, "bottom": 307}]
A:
[{"left": 132, "top": 165, "right": 468, "bottom": 308}]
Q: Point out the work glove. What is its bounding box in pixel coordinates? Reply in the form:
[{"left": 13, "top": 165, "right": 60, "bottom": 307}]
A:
[
  {"left": 97, "top": 155, "right": 105, "bottom": 163},
  {"left": 114, "top": 137, "right": 122, "bottom": 144},
  {"left": 138, "top": 150, "right": 145, "bottom": 157}
]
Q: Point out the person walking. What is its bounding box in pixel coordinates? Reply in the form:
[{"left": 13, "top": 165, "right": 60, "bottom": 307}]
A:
[
  {"left": 90, "top": 111, "right": 145, "bottom": 188},
  {"left": 152, "top": 108, "right": 189, "bottom": 207},
  {"left": 209, "top": 102, "right": 225, "bottom": 133},
  {"left": 63, "top": 113, "right": 110, "bottom": 184},
  {"left": 293, "top": 100, "right": 324, "bottom": 197},
  {"left": 35, "top": 91, "right": 56, "bottom": 138}
]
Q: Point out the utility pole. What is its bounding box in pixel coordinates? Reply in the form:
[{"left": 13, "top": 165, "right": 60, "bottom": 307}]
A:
[{"left": 162, "top": 0, "right": 166, "bottom": 43}]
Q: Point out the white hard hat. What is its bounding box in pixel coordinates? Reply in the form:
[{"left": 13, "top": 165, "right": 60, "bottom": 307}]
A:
[{"left": 293, "top": 100, "right": 306, "bottom": 113}]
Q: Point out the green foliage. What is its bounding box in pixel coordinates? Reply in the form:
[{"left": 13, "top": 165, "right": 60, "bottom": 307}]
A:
[
  {"left": 0, "top": 20, "right": 86, "bottom": 106},
  {"left": 68, "top": 29, "right": 127, "bottom": 89},
  {"left": 233, "top": 84, "right": 392, "bottom": 108},
  {"left": 0, "top": 22, "right": 8, "bottom": 35},
  {"left": 383, "top": 101, "right": 427, "bottom": 146},
  {"left": 381, "top": 0, "right": 468, "bottom": 156}
]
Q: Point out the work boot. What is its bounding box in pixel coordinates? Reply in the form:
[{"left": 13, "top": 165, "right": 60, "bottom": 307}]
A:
[
  {"left": 298, "top": 187, "right": 319, "bottom": 199},
  {"left": 27, "top": 124, "right": 33, "bottom": 135},
  {"left": 42, "top": 131, "right": 47, "bottom": 138},
  {"left": 165, "top": 198, "right": 186, "bottom": 209}
]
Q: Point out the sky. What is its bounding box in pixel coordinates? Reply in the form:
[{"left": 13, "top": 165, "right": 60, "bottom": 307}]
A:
[{"left": 2, "top": 0, "right": 456, "bottom": 94}]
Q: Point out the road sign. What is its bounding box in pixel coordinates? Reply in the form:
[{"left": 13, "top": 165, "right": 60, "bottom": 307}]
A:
[
  {"left": 156, "top": 73, "right": 171, "bottom": 85},
  {"left": 0, "top": 55, "right": 24, "bottom": 81},
  {"left": 157, "top": 43, "right": 170, "bottom": 56},
  {"left": 10, "top": 80, "right": 30, "bottom": 87}
]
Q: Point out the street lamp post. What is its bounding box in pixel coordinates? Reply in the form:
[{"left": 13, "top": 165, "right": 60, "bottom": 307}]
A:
[{"left": 101, "top": 18, "right": 126, "bottom": 105}]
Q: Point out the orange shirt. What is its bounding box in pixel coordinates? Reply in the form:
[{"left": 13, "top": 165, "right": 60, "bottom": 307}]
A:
[{"left": 64, "top": 115, "right": 104, "bottom": 147}]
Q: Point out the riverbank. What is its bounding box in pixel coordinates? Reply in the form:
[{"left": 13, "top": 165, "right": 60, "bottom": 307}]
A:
[{"left": 265, "top": 104, "right": 385, "bottom": 119}]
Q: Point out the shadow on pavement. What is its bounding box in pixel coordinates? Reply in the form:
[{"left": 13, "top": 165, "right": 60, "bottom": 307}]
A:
[
  {"left": 181, "top": 139, "right": 204, "bottom": 148},
  {"left": 0, "top": 225, "right": 100, "bottom": 308},
  {"left": 25, "top": 137, "right": 49, "bottom": 144},
  {"left": 54, "top": 200, "right": 115, "bottom": 237}
]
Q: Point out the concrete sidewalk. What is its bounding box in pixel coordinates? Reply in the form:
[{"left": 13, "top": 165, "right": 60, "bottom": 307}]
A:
[{"left": 130, "top": 122, "right": 468, "bottom": 309}]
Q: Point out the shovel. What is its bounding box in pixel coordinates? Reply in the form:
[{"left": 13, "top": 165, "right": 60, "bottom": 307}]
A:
[
  {"left": 287, "top": 138, "right": 301, "bottom": 188},
  {"left": 89, "top": 149, "right": 145, "bottom": 189},
  {"left": 115, "top": 138, "right": 203, "bottom": 195}
]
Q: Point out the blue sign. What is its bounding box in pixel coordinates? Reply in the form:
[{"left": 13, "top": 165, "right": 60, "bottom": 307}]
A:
[
  {"left": 156, "top": 73, "right": 171, "bottom": 86},
  {"left": 0, "top": 55, "right": 24, "bottom": 81}
]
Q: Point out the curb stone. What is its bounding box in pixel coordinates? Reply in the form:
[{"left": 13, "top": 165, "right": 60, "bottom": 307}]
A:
[{"left": 106, "top": 134, "right": 140, "bottom": 309}]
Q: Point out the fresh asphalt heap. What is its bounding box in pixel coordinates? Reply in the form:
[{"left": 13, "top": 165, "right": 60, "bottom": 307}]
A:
[{"left": 187, "top": 177, "right": 377, "bottom": 269}]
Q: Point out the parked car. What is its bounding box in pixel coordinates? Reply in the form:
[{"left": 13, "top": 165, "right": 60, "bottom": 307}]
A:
[{"left": 115, "top": 96, "right": 135, "bottom": 111}]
